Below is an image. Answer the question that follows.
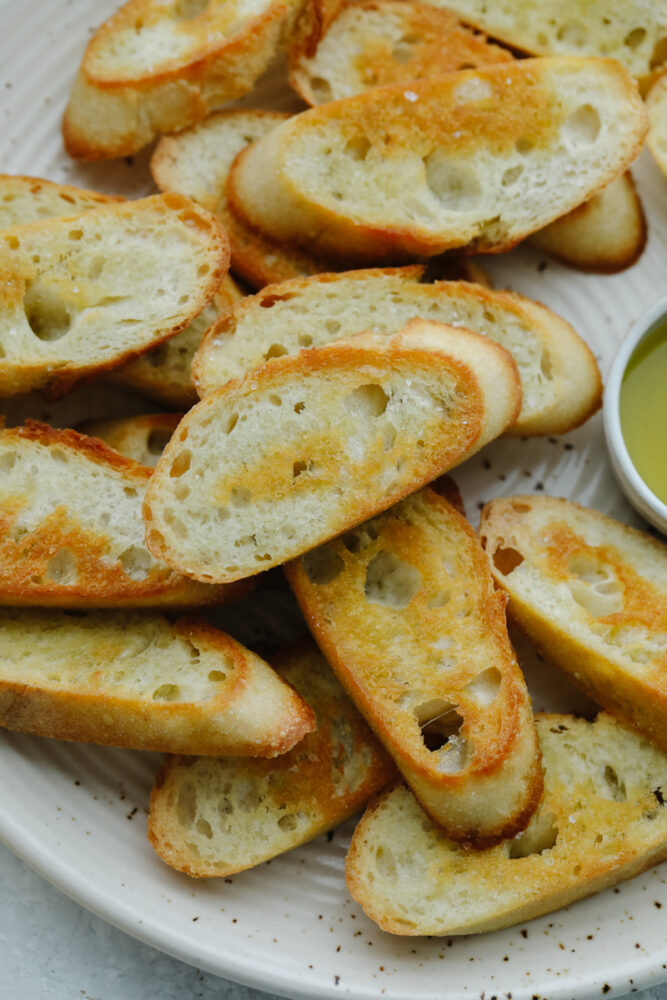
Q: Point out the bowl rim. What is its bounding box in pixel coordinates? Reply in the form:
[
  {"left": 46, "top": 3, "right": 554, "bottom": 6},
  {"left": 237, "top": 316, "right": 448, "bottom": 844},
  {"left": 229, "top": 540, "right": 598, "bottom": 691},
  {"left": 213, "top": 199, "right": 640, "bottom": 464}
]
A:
[{"left": 603, "top": 293, "right": 667, "bottom": 533}]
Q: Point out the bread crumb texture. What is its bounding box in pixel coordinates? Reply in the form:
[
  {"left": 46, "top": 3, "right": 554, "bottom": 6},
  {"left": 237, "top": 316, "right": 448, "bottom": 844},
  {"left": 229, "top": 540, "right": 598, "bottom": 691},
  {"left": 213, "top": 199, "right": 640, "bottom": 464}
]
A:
[
  {"left": 346, "top": 713, "right": 667, "bottom": 935},
  {"left": 148, "top": 642, "right": 395, "bottom": 876}
]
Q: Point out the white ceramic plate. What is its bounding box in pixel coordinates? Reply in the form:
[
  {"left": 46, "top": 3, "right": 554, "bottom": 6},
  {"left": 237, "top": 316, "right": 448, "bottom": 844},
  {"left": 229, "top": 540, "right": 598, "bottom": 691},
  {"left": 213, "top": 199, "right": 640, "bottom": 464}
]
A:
[{"left": 0, "top": 3, "right": 667, "bottom": 997}]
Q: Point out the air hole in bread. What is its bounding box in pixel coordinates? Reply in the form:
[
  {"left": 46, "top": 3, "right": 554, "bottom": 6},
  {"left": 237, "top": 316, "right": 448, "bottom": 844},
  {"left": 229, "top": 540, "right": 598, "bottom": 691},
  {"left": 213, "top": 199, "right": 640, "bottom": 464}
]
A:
[
  {"left": 67, "top": 229, "right": 83, "bottom": 241},
  {"left": 278, "top": 813, "right": 298, "bottom": 832},
  {"left": 217, "top": 506, "right": 230, "bottom": 520},
  {"left": 392, "top": 33, "right": 421, "bottom": 63},
  {"left": 208, "top": 670, "right": 226, "bottom": 683},
  {"left": 556, "top": 19, "right": 592, "bottom": 45},
  {"left": 492, "top": 545, "right": 524, "bottom": 575},
  {"left": 265, "top": 343, "right": 288, "bottom": 360},
  {"left": 196, "top": 818, "right": 213, "bottom": 839},
  {"left": 197, "top": 264, "right": 210, "bottom": 277},
  {"left": 623, "top": 26, "right": 646, "bottom": 49},
  {"left": 302, "top": 546, "right": 344, "bottom": 585},
  {"left": 260, "top": 293, "right": 293, "bottom": 309},
  {"left": 224, "top": 413, "right": 239, "bottom": 434},
  {"left": 118, "top": 546, "right": 153, "bottom": 581},
  {"left": 176, "top": 784, "right": 197, "bottom": 826},
  {"left": 427, "top": 590, "right": 451, "bottom": 609},
  {"left": 123, "top": 486, "right": 138, "bottom": 499},
  {"left": 294, "top": 401, "right": 306, "bottom": 414},
  {"left": 24, "top": 280, "right": 73, "bottom": 341},
  {"left": 463, "top": 667, "right": 502, "bottom": 706},
  {"left": 375, "top": 845, "right": 397, "bottom": 878},
  {"left": 651, "top": 37, "right": 667, "bottom": 69},
  {"left": 325, "top": 319, "right": 341, "bottom": 335},
  {"left": 415, "top": 699, "right": 465, "bottom": 761},
  {"left": 344, "top": 383, "right": 389, "bottom": 417},
  {"left": 88, "top": 256, "right": 105, "bottom": 280},
  {"left": 153, "top": 683, "right": 181, "bottom": 701},
  {"left": 230, "top": 486, "right": 251, "bottom": 506},
  {"left": 502, "top": 165, "right": 523, "bottom": 187},
  {"left": 516, "top": 137, "right": 534, "bottom": 155},
  {"left": 173, "top": 482, "right": 190, "bottom": 501},
  {"left": 424, "top": 153, "right": 482, "bottom": 210},
  {"left": 310, "top": 76, "right": 333, "bottom": 103},
  {"left": 563, "top": 105, "right": 601, "bottom": 146},
  {"left": 603, "top": 764, "right": 627, "bottom": 802},
  {"left": 269, "top": 394, "right": 283, "bottom": 407},
  {"left": 148, "top": 528, "right": 165, "bottom": 551},
  {"left": 147, "top": 428, "right": 172, "bottom": 456},
  {"left": 0, "top": 451, "right": 17, "bottom": 471},
  {"left": 365, "top": 550, "right": 422, "bottom": 608},
  {"left": 173, "top": 0, "right": 208, "bottom": 19},
  {"left": 343, "top": 135, "right": 371, "bottom": 161},
  {"left": 4, "top": 234, "right": 19, "bottom": 250},
  {"left": 170, "top": 450, "right": 192, "bottom": 478},
  {"left": 509, "top": 809, "right": 558, "bottom": 859},
  {"left": 293, "top": 459, "right": 315, "bottom": 478},
  {"left": 298, "top": 334, "right": 313, "bottom": 347},
  {"left": 45, "top": 547, "right": 77, "bottom": 585},
  {"left": 163, "top": 509, "right": 188, "bottom": 539}
]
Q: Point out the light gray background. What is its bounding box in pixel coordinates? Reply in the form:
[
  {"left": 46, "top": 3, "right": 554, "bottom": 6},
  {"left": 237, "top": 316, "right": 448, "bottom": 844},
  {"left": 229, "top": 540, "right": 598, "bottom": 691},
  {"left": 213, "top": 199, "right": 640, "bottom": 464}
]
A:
[{"left": 1, "top": 840, "right": 666, "bottom": 1000}]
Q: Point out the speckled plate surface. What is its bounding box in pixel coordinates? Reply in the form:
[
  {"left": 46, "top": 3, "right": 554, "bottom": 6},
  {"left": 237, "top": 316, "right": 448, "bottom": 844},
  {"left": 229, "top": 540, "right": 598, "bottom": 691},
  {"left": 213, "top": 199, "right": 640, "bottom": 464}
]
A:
[{"left": 0, "top": 3, "right": 666, "bottom": 998}]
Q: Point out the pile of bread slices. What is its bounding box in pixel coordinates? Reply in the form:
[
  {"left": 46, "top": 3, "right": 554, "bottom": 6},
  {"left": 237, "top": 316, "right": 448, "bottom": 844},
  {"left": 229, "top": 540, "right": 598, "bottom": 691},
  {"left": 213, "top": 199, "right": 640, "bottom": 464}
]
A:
[{"left": 1, "top": 0, "right": 667, "bottom": 937}]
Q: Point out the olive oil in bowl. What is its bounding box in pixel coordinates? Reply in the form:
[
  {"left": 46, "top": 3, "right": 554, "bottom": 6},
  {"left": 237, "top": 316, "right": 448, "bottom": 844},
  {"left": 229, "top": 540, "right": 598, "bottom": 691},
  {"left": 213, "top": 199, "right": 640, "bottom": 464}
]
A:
[{"left": 619, "top": 318, "right": 667, "bottom": 507}]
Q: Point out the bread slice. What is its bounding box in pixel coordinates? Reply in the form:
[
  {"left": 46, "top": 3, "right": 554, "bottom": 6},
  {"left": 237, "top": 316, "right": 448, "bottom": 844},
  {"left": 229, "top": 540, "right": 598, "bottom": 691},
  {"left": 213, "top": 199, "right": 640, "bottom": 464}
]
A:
[
  {"left": 0, "top": 609, "right": 313, "bottom": 755},
  {"left": 193, "top": 267, "right": 601, "bottom": 436},
  {"left": 79, "top": 413, "right": 182, "bottom": 467},
  {"left": 62, "top": 0, "right": 302, "bottom": 160},
  {"left": 0, "top": 421, "right": 245, "bottom": 607},
  {"left": 148, "top": 641, "right": 396, "bottom": 876},
  {"left": 288, "top": 0, "right": 513, "bottom": 105},
  {"left": 346, "top": 712, "right": 667, "bottom": 935},
  {"left": 647, "top": 72, "right": 667, "bottom": 179},
  {"left": 228, "top": 57, "right": 647, "bottom": 263},
  {"left": 426, "top": 1, "right": 667, "bottom": 84},
  {"left": 286, "top": 486, "right": 542, "bottom": 845},
  {"left": 152, "top": 110, "right": 492, "bottom": 289},
  {"left": 0, "top": 174, "right": 123, "bottom": 223},
  {"left": 285, "top": 2, "right": 647, "bottom": 275},
  {"left": 0, "top": 193, "right": 229, "bottom": 398},
  {"left": 528, "top": 172, "right": 647, "bottom": 273},
  {"left": 109, "top": 275, "right": 243, "bottom": 408},
  {"left": 479, "top": 496, "right": 667, "bottom": 753},
  {"left": 144, "top": 319, "right": 521, "bottom": 583}
]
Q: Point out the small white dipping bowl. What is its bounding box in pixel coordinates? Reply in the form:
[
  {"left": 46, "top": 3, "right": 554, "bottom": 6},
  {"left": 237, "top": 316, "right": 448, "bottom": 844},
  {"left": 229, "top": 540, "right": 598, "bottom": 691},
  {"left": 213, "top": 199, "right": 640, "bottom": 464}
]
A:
[{"left": 603, "top": 294, "right": 667, "bottom": 536}]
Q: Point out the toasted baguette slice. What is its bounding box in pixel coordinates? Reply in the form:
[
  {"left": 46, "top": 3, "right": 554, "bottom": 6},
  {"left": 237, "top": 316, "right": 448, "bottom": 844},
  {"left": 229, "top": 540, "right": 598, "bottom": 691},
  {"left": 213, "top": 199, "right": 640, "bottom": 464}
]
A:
[
  {"left": 288, "top": 0, "right": 513, "bottom": 105},
  {"left": 229, "top": 57, "right": 647, "bottom": 262},
  {"left": 144, "top": 319, "right": 521, "bottom": 583},
  {"left": 479, "top": 496, "right": 667, "bottom": 752},
  {"left": 0, "top": 421, "right": 245, "bottom": 608},
  {"left": 647, "top": 72, "right": 667, "bottom": 179},
  {"left": 79, "top": 413, "right": 182, "bottom": 467},
  {"left": 0, "top": 174, "right": 123, "bottom": 223},
  {"left": 0, "top": 177, "right": 234, "bottom": 407},
  {"left": 427, "top": 1, "right": 667, "bottom": 85},
  {"left": 109, "top": 275, "right": 243, "bottom": 408},
  {"left": 0, "top": 193, "right": 228, "bottom": 398},
  {"left": 63, "top": 0, "right": 301, "bottom": 160},
  {"left": 286, "top": 486, "right": 542, "bottom": 844},
  {"left": 148, "top": 641, "right": 396, "bottom": 876},
  {"left": 0, "top": 610, "right": 313, "bottom": 755},
  {"left": 528, "top": 172, "right": 646, "bottom": 273},
  {"left": 193, "top": 267, "right": 601, "bottom": 436},
  {"left": 346, "top": 712, "right": 667, "bottom": 935}
]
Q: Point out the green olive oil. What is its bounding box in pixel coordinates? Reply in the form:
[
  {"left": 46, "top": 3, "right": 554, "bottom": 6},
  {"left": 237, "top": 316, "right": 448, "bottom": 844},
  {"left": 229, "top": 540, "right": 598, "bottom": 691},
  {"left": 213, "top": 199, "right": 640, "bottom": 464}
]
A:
[{"left": 619, "top": 316, "right": 667, "bottom": 505}]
